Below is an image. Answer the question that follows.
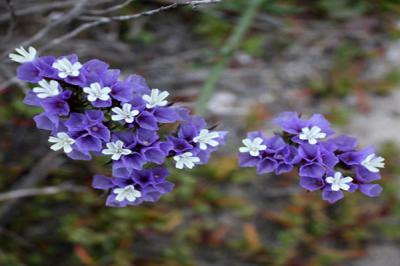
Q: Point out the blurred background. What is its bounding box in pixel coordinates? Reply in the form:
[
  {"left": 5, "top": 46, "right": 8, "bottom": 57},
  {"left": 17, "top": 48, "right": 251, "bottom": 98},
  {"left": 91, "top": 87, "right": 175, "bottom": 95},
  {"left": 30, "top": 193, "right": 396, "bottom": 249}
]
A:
[{"left": 1, "top": 0, "right": 400, "bottom": 265}]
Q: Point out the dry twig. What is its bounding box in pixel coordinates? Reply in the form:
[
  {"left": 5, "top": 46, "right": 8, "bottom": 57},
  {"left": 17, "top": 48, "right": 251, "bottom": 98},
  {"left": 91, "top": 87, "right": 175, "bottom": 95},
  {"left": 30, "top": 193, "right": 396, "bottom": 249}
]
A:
[{"left": 0, "top": 183, "right": 88, "bottom": 202}]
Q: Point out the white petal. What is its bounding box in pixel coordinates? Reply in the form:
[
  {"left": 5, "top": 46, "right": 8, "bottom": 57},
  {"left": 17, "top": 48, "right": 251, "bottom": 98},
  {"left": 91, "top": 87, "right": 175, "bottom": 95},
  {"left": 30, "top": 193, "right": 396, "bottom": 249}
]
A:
[
  {"left": 239, "top": 147, "right": 249, "bottom": 153},
  {"left": 50, "top": 143, "right": 63, "bottom": 151},
  {"left": 64, "top": 145, "right": 73, "bottom": 153}
]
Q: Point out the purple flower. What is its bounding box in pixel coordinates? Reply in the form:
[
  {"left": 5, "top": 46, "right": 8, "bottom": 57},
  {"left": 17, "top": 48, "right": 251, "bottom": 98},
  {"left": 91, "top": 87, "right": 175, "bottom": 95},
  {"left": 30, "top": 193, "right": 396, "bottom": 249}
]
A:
[
  {"left": 273, "top": 112, "right": 334, "bottom": 145},
  {"left": 92, "top": 167, "right": 174, "bottom": 207},
  {"left": 11, "top": 47, "right": 228, "bottom": 207},
  {"left": 300, "top": 176, "right": 325, "bottom": 191},
  {"left": 65, "top": 110, "right": 110, "bottom": 153},
  {"left": 16, "top": 56, "right": 56, "bottom": 83},
  {"left": 41, "top": 90, "right": 72, "bottom": 116},
  {"left": 239, "top": 112, "right": 385, "bottom": 204},
  {"left": 329, "top": 135, "right": 358, "bottom": 152}
]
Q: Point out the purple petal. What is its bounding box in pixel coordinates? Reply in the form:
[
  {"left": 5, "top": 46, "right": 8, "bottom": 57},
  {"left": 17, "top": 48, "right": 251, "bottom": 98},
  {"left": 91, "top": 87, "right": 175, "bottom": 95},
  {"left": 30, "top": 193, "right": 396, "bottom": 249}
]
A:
[
  {"left": 238, "top": 153, "right": 260, "bottom": 167},
  {"left": 256, "top": 158, "right": 277, "bottom": 174},
  {"left": 152, "top": 107, "right": 178, "bottom": 123},
  {"left": 275, "top": 163, "right": 293, "bottom": 174},
  {"left": 75, "top": 134, "right": 102, "bottom": 152},
  {"left": 300, "top": 176, "right": 325, "bottom": 191},
  {"left": 122, "top": 152, "right": 145, "bottom": 170},
  {"left": 17, "top": 62, "right": 41, "bottom": 82},
  {"left": 355, "top": 166, "right": 381, "bottom": 183},
  {"left": 136, "top": 111, "right": 158, "bottom": 130},
  {"left": 92, "top": 175, "right": 114, "bottom": 189},
  {"left": 33, "top": 112, "right": 59, "bottom": 132},
  {"left": 298, "top": 144, "right": 320, "bottom": 161},
  {"left": 136, "top": 128, "right": 158, "bottom": 146},
  {"left": 142, "top": 146, "right": 166, "bottom": 164},
  {"left": 322, "top": 189, "right": 344, "bottom": 204},
  {"left": 299, "top": 163, "right": 325, "bottom": 178},
  {"left": 330, "top": 135, "right": 358, "bottom": 152},
  {"left": 359, "top": 184, "right": 383, "bottom": 197}
]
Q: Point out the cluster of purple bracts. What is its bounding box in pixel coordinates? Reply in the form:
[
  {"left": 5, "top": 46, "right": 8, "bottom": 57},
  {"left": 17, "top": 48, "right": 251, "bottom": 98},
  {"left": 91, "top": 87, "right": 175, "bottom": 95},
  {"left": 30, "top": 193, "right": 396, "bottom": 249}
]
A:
[
  {"left": 238, "top": 112, "right": 385, "bottom": 204},
  {"left": 11, "top": 47, "right": 227, "bottom": 207}
]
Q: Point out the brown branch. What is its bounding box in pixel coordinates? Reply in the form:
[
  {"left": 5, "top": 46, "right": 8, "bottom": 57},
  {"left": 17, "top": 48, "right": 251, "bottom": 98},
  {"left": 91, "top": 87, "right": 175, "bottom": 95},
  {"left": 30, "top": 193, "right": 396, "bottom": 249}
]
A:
[
  {"left": 2, "top": 0, "right": 17, "bottom": 44},
  {"left": 0, "top": 183, "right": 88, "bottom": 202},
  {"left": 0, "top": 152, "right": 65, "bottom": 225},
  {"left": 0, "top": 0, "right": 89, "bottom": 61},
  {"left": 87, "top": 0, "right": 136, "bottom": 15},
  {"left": 39, "top": 0, "right": 221, "bottom": 52}
]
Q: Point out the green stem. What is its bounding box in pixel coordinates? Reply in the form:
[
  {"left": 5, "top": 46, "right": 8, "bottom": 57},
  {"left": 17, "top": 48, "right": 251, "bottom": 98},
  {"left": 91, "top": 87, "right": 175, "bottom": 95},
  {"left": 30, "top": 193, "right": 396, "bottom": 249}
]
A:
[{"left": 196, "top": 0, "right": 264, "bottom": 115}]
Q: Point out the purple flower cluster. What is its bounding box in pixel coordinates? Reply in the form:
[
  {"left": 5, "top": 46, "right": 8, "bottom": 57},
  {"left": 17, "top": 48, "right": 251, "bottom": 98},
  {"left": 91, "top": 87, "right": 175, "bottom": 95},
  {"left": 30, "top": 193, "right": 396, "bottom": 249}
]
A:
[
  {"left": 238, "top": 112, "right": 385, "bottom": 204},
  {"left": 11, "top": 47, "right": 227, "bottom": 207}
]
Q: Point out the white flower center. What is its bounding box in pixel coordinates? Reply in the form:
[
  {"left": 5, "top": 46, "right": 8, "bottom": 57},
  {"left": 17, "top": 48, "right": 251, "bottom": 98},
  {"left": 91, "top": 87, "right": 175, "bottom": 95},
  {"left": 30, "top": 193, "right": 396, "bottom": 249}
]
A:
[
  {"left": 142, "top": 89, "right": 169, "bottom": 109},
  {"left": 52, "top": 58, "right": 82, "bottom": 78},
  {"left": 173, "top": 152, "right": 200, "bottom": 169},
  {"left": 33, "top": 79, "right": 60, "bottom": 99},
  {"left": 239, "top": 137, "right": 267, "bottom": 157},
  {"left": 48, "top": 132, "right": 75, "bottom": 153},
  {"left": 325, "top": 172, "right": 353, "bottom": 191},
  {"left": 114, "top": 185, "right": 141, "bottom": 202},
  {"left": 193, "top": 129, "right": 219, "bottom": 150},
  {"left": 102, "top": 140, "right": 131, "bottom": 160},
  {"left": 299, "top": 126, "right": 326, "bottom": 145},
  {"left": 83, "top": 82, "right": 111, "bottom": 102},
  {"left": 361, "top": 153, "right": 385, "bottom": 173},
  {"left": 9, "top": 46, "right": 37, "bottom": 64},
  {"left": 111, "top": 103, "right": 139, "bottom": 123}
]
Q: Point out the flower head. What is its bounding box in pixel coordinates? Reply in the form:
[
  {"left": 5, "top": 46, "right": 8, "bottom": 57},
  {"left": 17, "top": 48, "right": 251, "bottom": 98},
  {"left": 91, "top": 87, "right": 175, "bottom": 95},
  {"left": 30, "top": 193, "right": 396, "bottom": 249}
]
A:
[
  {"left": 83, "top": 82, "right": 111, "bottom": 102},
  {"left": 48, "top": 132, "right": 75, "bottom": 153},
  {"left": 102, "top": 140, "right": 131, "bottom": 160},
  {"left": 361, "top": 153, "right": 385, "bottom": 173},
  {"left": 113, "top": 185, "right": 141, "bottom": 202},
  {"left": 111, "top": 103, "right": 139, "bottom": 123},
  {"left": 193, "top": 129, "right": 219, "bottom": 150},
  {"left": 173, "top": 152, "right": 200, "bottom": 169},
  {"left": 239, "top": 112, "right": 383, "bottom": 204},
  {"left": 52, "top": 57, "right": 82, "bottom": 78},
  {"left": 299, "top": 126, "right": 326, "bottom": 145},
  {"left": 325, "top": 172, "right": 353, "bottom": 191},
  {"left": 14, "top": 50, "right": 227, "bottom": 207},
  {"left": 239, "top": 137, "right": 266, "bottom": 157},
  {"left": 9, "top": 46, "right": 37, "bottom": 63},
  {"left": 33, "top": 79, "right": 60, "bottom": 99},
  {"left": 142, "top": 89, "right": 169, "bottom": 109}
]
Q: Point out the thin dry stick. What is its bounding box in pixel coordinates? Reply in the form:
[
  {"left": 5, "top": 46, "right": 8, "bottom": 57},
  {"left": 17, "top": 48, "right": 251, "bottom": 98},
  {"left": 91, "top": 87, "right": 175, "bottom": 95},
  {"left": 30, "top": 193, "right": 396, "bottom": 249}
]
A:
[
  {"left": 0, "top": 184, "right": 88, "bottom": 202},
  {"left": 0, "top": 0, "right": 89, "bottom": 61},
  {"left": 0, "top": 152, "right": 65, "bottom": 225},
  {"left": 40, "top": 0, "right": 221, "bottom": 52},
  {"left": 3, "top": 0, "right": 17, "bottom": 44},
  {"left": 87, "top": 0, "right": 136, "bottom": 15},
  {"left": 0, "top": 0, "right": 115, "bottom": 22}
]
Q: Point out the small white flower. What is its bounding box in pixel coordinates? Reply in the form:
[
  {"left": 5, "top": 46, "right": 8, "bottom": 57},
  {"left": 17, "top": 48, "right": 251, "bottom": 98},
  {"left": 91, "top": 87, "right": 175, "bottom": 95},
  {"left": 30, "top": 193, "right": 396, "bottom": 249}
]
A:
[
  {"left": 142, "top": 89, "right": 169, "bottom": 109},
  {"left": 33, "top": 79, "right": 60, "bottom": 98},
  {"left": 239, "top": 137, "right": 267, "bottom": 157},
  {"left": 361, "top": 153, "right": 385, "bottom": 173},
  {"left": 113, "top": 185, "right": 141, "bottom": 202},
  {"left": 101, "top": 140, "right": 131, "bottom": 160},
  {"left": 83, "top": 82, "right": 111, "bottom": 102},
  {"left": 111, "top": 103, "right": 139, "bottom": 123},
  {"left": 173, "top": 152, "right": 200, "bottom": 169},
  {"left": 52, "top": 57, "right": 82, "bottom": 78},
  {"left": 48, "top": 132, "right": 75, "bottom": 153},
  {"left": 299, "top": 126, "right": 326, "bottom": 145},
  {"left": 9, "top": 46, "right": 37, "bottom": 63},
  {"left": 326, "top": 172, "right": 353, "bottom": 191},
  {"left": 193, "top": 129, "right": 219, "bottom": 150}
]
